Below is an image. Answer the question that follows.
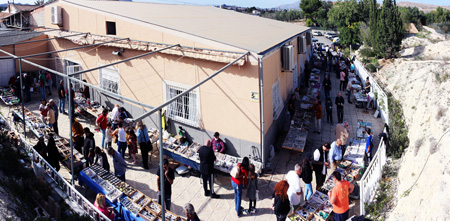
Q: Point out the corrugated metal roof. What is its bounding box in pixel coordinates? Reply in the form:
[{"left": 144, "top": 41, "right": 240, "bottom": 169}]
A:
[
  {"left": 0, "top": 30, "right": 43, "bottom": 46},
  {"left": 63, "top": 0, "right": 309, "bottom": 53}
]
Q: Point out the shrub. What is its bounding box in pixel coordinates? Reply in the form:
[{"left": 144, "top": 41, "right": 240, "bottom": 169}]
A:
[
  {"left": 366, "top": 63, "right": 377, "bottom": 72},
  {"left": 306, "top": 18, "right": 314, "bottom": 27},
  {"left": 360, "top": 48, "right": 376, "bottom": 58},
  {"left": 388, "top": 94, "right": 410, "bottom": 158}
]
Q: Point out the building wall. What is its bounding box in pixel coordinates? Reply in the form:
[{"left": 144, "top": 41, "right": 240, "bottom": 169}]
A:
[
  {"left": 48, "top": 38, "right": 261, "bottom": 157},
  {"left": 0, "top": 35, "right": 49, "bottom": 73},
  {"left": 30, "top": 7, "right": 45, "bottom": 27}
]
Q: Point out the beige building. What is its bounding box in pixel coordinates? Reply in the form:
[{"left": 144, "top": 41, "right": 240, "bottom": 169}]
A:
[{"left": 27, "top": 0, "right": 312, "bottom": 163}]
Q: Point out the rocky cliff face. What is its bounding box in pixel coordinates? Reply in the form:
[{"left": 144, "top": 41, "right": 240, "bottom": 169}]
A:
[{"left": 374, "top": 28, "right": 450, "bottom": 220}]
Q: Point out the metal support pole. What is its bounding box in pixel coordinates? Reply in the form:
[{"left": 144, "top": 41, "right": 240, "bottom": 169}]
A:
[
  {"left": 18, "top": 58, "right": 26, "bottom": 139},
  {"left": 258, "top": 55, "right": 265, "bottom": 168},
  {"left": 68, "top": 78, "right": 74, "bottom": 186},
  {"left": 158, "top": 110, "right": 165, "bottom": 219},
  {"left": 0, "top": 32, "right": 87, "bottom": 47}
]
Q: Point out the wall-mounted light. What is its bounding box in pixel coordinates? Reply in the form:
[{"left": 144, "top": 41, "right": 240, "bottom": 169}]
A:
[{"left": 112, "top": 48, "right": 124, "bottom": 56}]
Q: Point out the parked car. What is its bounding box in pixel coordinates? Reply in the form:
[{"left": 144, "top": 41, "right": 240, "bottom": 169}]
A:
[
  {"left": 312, "top": 38, "right": 319, "bottom": 43},
  {"left": 333, "top": 37, "right": 340, "bottom": 43},
  {"left": 313, "top": 31, "right": 323, "bottom": 36},
  {"left": 330, "top": 34, "right": 339, "bottom": 39},
  {"left": 324, "top": 32, "right": 331, "bottom": 38}
]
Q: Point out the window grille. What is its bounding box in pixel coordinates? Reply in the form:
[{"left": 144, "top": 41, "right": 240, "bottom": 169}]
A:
[
  {"left": 98, "top": 66, "right": 120, "bottom": 94},
  {"left": 164, "top": 82, "right": 200, "bottom": 127},
  {"left": 66, "top": 63, "right": 82, "bottom": 91}
]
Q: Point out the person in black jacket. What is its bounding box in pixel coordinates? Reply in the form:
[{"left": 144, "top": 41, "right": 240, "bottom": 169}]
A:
[
  {"left": 323, "top": 75, "right": 332, "bottom": 99},
  {"left": 301, "top": 158, "right": 313, "bottom": 201},
  {"left": 272, "top": 180, "right": 290, "bottom": 221},
  {"left": 83, "top": 127, "right": 95, "bottom": 167},
  {"left": 198, "top": 139, "right": 219, "bottom": 198},
  {"left": 46, "top": 134, "right": 60, "bottom": 172},
  {"left": 94, "top": 146, "right": 110, "bottom": 172},
  {"left": 34, "top": 136, "right": 48, "bottom": 161},
  {"left": 335, "top": 93, "right": 345, "bottom": 123},
  {"left": 312, "top": 143, "right": 331, "bottom": 191}
]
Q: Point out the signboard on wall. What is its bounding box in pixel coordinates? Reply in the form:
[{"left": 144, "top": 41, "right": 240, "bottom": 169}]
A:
[{"left": 272, "top": 78, "right": 284, "bottom": 120}]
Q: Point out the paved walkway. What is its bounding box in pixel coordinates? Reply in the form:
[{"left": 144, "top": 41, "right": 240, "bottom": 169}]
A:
[{"left": 0, "top": 68, "right": 383, "bottom": 220}]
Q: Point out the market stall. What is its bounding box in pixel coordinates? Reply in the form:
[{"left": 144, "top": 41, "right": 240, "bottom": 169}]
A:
[
  {"left": 149, "top": 129, "right": 263, "bottom": 175},
  {"left": 79, "top": 165, "right": 185, "bottom": 221},
  {"left": 74, "top": 92, "right": 104, "bottom": 118},
  {"left": 0, "top": 87, "right": 20, "bottom": 106},
  {"left": 287, "top": 161, "right": 362, "bottom": 221},
  {"left": 12, "top": 106, "right": 86, "bottom": 170}
]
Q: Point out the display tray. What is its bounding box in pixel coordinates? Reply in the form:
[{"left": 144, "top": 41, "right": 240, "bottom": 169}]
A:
[
  {"left": 147, "top": 200, "right": 162, "bottom": 215},
  {"left": 288, "top": 206, "right": 313, "bottom": 221},
  {"left": 163, "top": 210, "right": 180, "bottom": 221},
  {"left": 139, "top": 206, "right": 159, "bottom": 221}
]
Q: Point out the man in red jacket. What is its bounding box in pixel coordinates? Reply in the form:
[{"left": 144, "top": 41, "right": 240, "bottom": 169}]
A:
[{"left": 96, "top": 109, "right": 109, "bottom": 149}]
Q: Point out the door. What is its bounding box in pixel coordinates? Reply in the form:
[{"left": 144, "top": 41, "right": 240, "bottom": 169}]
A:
[{"left": 0, "top": 58, "right": 15, "bottom": 87}]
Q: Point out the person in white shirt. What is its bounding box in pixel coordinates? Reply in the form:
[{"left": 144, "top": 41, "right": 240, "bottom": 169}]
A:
[
  {"left": 286, "top": 164, "right": 304, "bottom": 212},
  {"left": 111, "top": 104, "right": 121, "bottom": 130}
]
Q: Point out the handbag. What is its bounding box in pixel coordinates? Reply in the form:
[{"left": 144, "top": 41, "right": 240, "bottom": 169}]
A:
[
  {"left": 230, "top": 165, "right": 241, "bottom": 179},
  {"left": 113, "top": 135, "right": 118, "bottom": 144},
  {"left": 147, "top": 140, "right": 153, "bottom": 152}
]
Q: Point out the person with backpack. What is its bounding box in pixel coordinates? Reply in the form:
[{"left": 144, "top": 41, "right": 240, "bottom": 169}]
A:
[{"left": 231, "top": 157, "right": 249, "bottom": 217}]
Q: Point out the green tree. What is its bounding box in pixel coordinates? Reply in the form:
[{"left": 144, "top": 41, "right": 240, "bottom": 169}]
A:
[
  {"left": 368, "top": 0, "right": 378, "bottom": 47},
  {"left": 328, "top": 0, "right": 360, "bottom": 28},
  {"left": 316, "top": 1, "right": 333, "bottom": 28},
  {"left": 300, "top": 0, "right": 322, "bottom": 20},
  {"left": 375, "top": 0, "right": 403, "bottom": 58},
  {"left": 338, "top": 23, "right": 360, "bottom": 46}
]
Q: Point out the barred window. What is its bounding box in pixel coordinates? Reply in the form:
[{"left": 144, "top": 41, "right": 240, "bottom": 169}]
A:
[
  {"left": 164, "top": 81, "right": 200, "bottom": 127},
  {"left": 98, "top": 66, "right": 120, "bottom": 94},
  {"left": 272, "top": 78, "right": 283, "bottom": 120}
]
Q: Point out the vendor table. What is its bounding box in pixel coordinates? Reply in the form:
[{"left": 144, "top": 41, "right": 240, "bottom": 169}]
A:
[
  {"left": 153, "top": 133, "right": 263, "bottom": 175},
  {"left": 78, "top": 170, "right": 144, "bottom": 221},
  {"left": 12, "top": 106, "right": 86, "bottom": 171},
  {"left": 79, "top": 166, "right": 185, "bottom": 221}
]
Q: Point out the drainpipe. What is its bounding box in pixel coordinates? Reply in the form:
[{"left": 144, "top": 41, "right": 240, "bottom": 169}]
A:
[{"left": 258, "top": 55, "right": 265, "bottom": 169}]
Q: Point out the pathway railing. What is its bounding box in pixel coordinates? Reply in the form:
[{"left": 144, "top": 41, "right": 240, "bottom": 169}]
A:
[
  {"left": 360, "top": 128, "right": 388, "bottom": 215},
  {"left": 354, "top": 59, "right": 389, "bottom": 125},
  {"left": 0, "top": 114, "right": 111, "bottom": 221}
]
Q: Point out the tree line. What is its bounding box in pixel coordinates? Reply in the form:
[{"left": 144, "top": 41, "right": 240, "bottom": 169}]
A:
[{"left": 300, "top": 0, "right": 450, "bottom": 58}]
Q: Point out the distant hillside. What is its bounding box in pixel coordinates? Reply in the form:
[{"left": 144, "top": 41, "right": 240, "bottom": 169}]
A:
[
  {"left": 276, "top": 1, "right": 300, "bottom": 10},
  {"left": 397, "top": 1, "right": 450, "bottom": 12}
]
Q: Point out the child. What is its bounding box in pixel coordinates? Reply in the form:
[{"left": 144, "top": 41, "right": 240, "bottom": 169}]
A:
[
  {"left": 245, "top": 163, "right": 258, "bottom": 214},
  {"left": 105, "top": 122, "right": 113, "bottom": 149}
]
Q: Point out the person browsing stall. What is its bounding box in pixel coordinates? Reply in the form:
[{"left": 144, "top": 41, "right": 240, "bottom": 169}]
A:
[
  {"left": 198, "top": 139, "right": 219, "bottom": 198},
  {"left": 328, "top": 171, "right": 354, "bottom": 221},
  {"left": 107, "top": 147, "right": 127, "bottom": 181},
  {"left": 312, "top": 142, "right": 331, "bottom": 190},
  {"left": 157, "top": 159, "right": 175, "bottom": 211},
  {"left": 329, "top": 139, "right": 343, "bottom": 171}
]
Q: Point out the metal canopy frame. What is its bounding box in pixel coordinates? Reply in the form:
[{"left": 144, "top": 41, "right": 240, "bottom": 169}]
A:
[
  {"left": 132, "top": 52, "right": 249, "bottom": 122},
  {"left": 18, "top": 37, "right": 130, "bottom": 59},
  {"left": 68, "top": 44, "right": 180, "bottom": 76},
  {"left": 0, "top": 29, "right": 66, "bottom": 38},
  {"left": 0, "top": 32, "right": 88, "bottom": 47},
  {"left": 0, "top": 33, "right": 250, "bottom": 220}
]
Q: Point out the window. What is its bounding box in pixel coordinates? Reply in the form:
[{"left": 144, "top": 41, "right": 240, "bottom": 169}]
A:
[
  {"left": 65, "top": 60, "right": 83, "bottom": 91},
  {"left": 164, "top": 81, "right": 200, "bottom": 127},
  {"left": 272, "top": 78, "right": 283, "bottom": 120},
  {"left": 98, "top": 66, "right": 120, "bottom": 94},
  {"left": 106, "top": 21, "right": 116, "bottom": 35}
]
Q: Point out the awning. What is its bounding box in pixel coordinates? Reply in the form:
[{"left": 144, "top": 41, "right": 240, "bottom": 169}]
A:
[{"left": 48, "top": 31, "right": 246, "bottom": 66}]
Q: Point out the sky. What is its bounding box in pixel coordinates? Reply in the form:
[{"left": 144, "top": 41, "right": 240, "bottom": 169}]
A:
[{"left": 2, "top": 0, "right": 449, "bottom": 9}]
